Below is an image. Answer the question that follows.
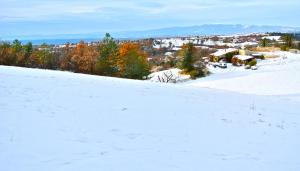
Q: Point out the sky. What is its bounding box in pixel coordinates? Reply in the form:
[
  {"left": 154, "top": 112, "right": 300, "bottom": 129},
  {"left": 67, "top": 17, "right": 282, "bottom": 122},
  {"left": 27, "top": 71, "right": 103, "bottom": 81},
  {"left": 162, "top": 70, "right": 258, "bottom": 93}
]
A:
[{"left": 0, "top": 0, "right": 300, "bottom": 38}]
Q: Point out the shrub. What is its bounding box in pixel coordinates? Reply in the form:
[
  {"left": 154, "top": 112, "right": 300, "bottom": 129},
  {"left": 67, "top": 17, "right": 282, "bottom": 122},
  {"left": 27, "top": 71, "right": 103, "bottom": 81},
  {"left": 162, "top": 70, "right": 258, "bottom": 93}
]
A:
[
  {"left": 188, "top": 68, "right": 209, "bottom": 80},
  {"left": 281, "top": 45, "right": 289, "bottom": 51},
  {"left": 189, "top": 70, "right": 199, "bottom": 80},
  {"left": 231, "top": 57, "right": 238, "bottom": 66},
  {"left": 247, "top": 59, "right": 257, "bottom": 67}
]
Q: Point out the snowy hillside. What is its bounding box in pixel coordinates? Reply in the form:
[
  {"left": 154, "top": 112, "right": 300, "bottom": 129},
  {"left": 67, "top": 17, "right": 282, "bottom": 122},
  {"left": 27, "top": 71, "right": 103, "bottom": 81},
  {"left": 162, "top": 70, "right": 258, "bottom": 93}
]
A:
[{"left": 0, "top": 63, "right": 300, "bottom": 171}]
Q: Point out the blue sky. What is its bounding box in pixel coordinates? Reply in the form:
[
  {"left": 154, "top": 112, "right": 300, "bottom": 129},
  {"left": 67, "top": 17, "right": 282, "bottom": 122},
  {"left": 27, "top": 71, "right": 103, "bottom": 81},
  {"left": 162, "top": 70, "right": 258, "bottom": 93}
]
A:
[{"left": 1, "top": 0, "right": 300, "bottom": 38}]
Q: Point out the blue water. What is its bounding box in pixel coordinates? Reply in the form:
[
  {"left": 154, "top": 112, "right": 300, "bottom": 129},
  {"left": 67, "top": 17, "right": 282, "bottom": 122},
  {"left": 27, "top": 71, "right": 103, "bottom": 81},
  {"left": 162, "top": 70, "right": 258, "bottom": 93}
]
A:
[
  {"left": 2, "top": 37, "right": 139, "bottom": 45},
  {"left": 20, "top": 38, "right": 100, "bottom": 45}
]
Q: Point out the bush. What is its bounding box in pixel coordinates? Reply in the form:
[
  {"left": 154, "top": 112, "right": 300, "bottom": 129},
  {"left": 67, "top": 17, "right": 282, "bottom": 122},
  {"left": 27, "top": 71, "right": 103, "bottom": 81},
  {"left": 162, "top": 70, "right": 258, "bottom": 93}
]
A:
[
  {"left": 231, "top": 57, "right": 238, "bottom": 66},
  {"left": 247, "top": 59, "right": 257, "bottom": 67},
  {"left": 188, "top": 68, "right": 209, "bottom": 80},
  {"left": 189, "top": 70, "right": 199, "bottom": 79},
  {"left": 281, "top": 45, "right": 289, "bottom": 51}
]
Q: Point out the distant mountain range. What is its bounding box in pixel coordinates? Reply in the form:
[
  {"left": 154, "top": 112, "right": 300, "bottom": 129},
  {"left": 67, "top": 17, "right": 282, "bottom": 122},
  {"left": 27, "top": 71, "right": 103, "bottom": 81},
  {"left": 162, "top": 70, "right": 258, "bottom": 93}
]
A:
[
  {"left": 2, "top": 24, "right": 300, "bottom": 45},
  {"left": 114, "top": 24, "right": 300, "bottom": 38}
]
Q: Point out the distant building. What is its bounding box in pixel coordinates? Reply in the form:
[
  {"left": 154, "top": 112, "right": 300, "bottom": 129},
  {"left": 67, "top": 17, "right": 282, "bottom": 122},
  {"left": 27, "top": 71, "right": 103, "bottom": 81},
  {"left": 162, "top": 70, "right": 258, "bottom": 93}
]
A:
[
  {"left": 209, "top": 48, "right": 239, "bottom": 62},
  {"left": 232, "top": 55, "right": 255, "bottom": 65}
]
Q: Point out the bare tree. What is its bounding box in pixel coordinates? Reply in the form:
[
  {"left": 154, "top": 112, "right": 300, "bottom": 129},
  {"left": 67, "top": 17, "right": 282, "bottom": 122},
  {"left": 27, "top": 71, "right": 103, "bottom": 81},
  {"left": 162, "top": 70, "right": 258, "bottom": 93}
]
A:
[{"left": 157, "top": 71, "right": 179, "bottom": 83}]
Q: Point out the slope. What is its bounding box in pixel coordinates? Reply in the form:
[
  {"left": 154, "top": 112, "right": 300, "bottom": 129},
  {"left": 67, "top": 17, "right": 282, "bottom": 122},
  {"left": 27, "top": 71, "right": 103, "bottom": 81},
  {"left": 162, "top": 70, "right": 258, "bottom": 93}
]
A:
[{"left": 0, "top": 65, "right": 299, "bottom": 171}]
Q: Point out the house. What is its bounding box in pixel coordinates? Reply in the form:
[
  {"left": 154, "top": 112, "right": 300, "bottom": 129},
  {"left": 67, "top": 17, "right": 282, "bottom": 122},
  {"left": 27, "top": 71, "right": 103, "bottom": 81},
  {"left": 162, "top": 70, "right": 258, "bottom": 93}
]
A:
[
  {"left": 209, "top": 48, "right": 239, "bottom": 62},
  {"left": 232, "top": 55, "right": 255, "bottom": 65}
]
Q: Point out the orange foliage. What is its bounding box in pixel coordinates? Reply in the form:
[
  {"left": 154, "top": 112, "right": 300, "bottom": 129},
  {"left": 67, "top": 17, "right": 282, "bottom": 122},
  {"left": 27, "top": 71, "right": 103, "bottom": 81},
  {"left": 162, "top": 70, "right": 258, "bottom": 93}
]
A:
[
  {"left": 119, "top": 42, "right": 140, "bottom": 57},
  {"left": 118, "top": 42, "right": 147, "bottom": 72},
  {"left": 71, "top": 41, "right": 99, "bottom": 73}
]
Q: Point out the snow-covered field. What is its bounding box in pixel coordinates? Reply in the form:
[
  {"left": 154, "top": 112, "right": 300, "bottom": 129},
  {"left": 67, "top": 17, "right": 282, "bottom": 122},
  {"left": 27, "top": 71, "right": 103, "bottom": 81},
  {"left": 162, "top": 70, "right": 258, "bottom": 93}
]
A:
[{"left": 1, "top": 51, "right": 300, "bottom": 171}]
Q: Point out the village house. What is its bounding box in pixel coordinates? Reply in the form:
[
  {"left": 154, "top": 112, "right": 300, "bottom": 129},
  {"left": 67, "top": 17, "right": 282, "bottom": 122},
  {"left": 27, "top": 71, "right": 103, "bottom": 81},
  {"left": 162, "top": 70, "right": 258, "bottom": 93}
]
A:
[
  {"left": 209, "top": 48, "right": 239, "bottom": 62},
  {"left": 232, "top": 55, "right": 255, "bottom": 66}
]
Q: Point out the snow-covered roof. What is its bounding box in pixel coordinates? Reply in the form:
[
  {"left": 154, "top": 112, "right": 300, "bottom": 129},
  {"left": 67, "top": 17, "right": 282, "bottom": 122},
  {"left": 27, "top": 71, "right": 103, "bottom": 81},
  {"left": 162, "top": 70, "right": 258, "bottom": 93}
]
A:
[
  {"left": 164, "top": 52, "right": 173, "bottom": 56},
  {"left": 172, "top": 47, "right": 182, "bottom": 51},
  {"left": 210, "top": 48, "right": 238, "bottom": 57},
  {"left": 251, "top": 53, "right": 263, "bottom": 56},
  {"left": 262, "top": 36, "right": 281, "bottom": 41},
  {"left": 234, "top": 55, "right": 254, "bottom": 61}
]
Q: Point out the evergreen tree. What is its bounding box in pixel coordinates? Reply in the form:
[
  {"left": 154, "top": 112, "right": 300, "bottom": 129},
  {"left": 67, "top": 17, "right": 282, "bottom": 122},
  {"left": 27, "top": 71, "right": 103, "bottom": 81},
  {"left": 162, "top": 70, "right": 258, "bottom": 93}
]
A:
[
  {"left": 260, "top": 38, "right": 269, "bottom": 47},
  {"left": 11, "top": 39, "right": 23, "bottom": 65},
  {"left": 23, "top": 42, "right": 33, "bottom": 66},
  {"left": 181, "top": 42, "right": 195, "bottom": 72},
  {"left": 282, "top": 34, "right": 293, "bottom": 48},
  {"left": 95, "top": 33, "right": 118, "bottom": 76},
  {"left": 179, "top": 42, "right": 208, "bottom": 79},
  {"left": 12, "top": 39, "right": 22, "bottom": 53},
  {"left": 37, "top": 48, "right": 54, "bottom": 69}
]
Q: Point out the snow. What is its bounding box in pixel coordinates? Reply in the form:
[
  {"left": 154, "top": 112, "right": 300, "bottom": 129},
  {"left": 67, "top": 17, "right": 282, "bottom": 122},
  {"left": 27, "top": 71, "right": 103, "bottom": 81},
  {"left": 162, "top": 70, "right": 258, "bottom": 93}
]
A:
[
  {"left": 262, "top": 36, "right": 281, "bottom": 41},
  {"left": 164, "top": 52, "right": 173, "bottom": 56},
  {"left": 153, "top": 38, "right": 192, "bottom": 49},
  {"left": 210, "top": 48, "right": 238, "bottom": 57},
  {"left": 171, "top": 47, "right": 182, "bottom": 51},
  {"left": 234, "top": 55, "right": 254, "bottom": 61},
  {"left": 1, "top": 51, "right": 300, "bottom": 171},
  {"left": 148, "top": 68, "right": 190, "bottom": 83}
]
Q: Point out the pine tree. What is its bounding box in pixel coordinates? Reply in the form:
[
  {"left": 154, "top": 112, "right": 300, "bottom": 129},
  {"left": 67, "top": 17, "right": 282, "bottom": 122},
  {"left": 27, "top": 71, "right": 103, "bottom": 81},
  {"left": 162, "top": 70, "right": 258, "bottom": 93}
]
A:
[
  {"left": 283, "top": 34, "right": 293, "bottom": 48},
  {"left": 260, "top": 38, "right": 269, "bottom": 47},
  {"left": 95, "top": 33, "right": 118, "bottom": 76},
  {"left": 280, "top": 34, "right": 294, "bottom": 51},
  {"left": 181, "top": 42, "right": 195, "bottom": 72},
  {"left": 179, "top": 42, "right": 208, "bottom": 79},
  {"left": 11, "top": 39, "right": 23, "bottom": 65},
  {"left": 23, "top": 42, "right": 33, "bottom": 64}
]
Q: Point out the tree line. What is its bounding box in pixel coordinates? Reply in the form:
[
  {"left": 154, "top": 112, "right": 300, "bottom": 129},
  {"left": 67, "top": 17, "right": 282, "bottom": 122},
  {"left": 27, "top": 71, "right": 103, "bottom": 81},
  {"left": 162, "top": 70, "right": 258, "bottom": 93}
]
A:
[{"left": 0, "top": 33, "right": 150, "bottom": 80}]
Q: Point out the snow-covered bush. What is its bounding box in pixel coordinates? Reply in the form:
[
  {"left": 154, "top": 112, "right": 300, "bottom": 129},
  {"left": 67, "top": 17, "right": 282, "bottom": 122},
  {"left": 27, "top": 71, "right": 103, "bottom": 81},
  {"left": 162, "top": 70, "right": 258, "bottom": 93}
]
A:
[{"left": 148, "top": 69, "right": 190, "bottom": 83}]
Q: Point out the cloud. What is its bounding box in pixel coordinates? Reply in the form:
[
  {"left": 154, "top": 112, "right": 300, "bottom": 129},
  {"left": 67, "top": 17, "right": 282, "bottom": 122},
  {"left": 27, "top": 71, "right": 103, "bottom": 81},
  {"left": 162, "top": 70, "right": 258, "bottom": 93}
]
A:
[
  {"left": 0, "top": 0, "right": 299, "bottom": 37},
  {"left": 0, "top": 1, "right": 105, "bottom": 21},
  {"left": 1, "top": 0, "right": 298, "bottom": 21}
]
